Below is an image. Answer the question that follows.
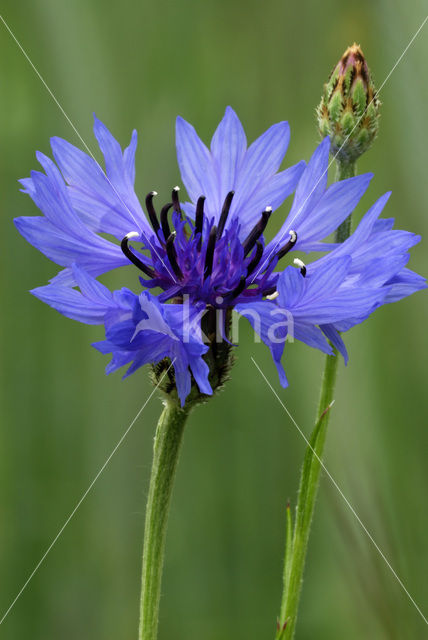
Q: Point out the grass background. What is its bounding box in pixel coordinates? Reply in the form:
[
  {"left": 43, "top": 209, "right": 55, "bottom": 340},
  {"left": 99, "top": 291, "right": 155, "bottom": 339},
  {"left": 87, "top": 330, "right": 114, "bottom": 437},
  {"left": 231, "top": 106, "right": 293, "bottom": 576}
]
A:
[{"left": 0, "top": 0, "right": 427, "bottom": 638}]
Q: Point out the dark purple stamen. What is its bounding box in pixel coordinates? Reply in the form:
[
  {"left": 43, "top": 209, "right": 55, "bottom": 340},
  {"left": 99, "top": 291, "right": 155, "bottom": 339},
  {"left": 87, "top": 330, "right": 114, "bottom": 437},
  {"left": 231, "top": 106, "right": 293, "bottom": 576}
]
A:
[
  {"left": 216, "top": 191, "right": 235, "bottom": 239},
  {"left": 246, "top": 241, "right": 264, "bottom": 276},
  {"left": 121, "top": 233, "right": 156, "bottom": 278},
  {"left": 242, "top": 208, "right": 272, "bottom": 257},
  {"left": 299, "top": 265, "right": 307, "bottom": 277},
  {"left": 230, "top": 276, "right": 247, "bottom": 299},
  {"left": 145, "top": 191, "right": 160, "bottom": 234},
  {"left": 204, "top": 225, "right": 217, "bottom": 278},
  {"left": 172, "top": 187, "right": 181, "bottom": 214},
  {"left": 276, "top": 231, "right": 298, "bottom": 260},
  {"left": 160, "top": 203, "right": 173, "bottom": 241},
  {"left": 263, "top": 286, "right": 276, "bottom": 297},
  {"left": 195, "top": 196, "right": 205, "bottom": 239},
  {"left": 166, "top": 232, "right": 183, "bottom": 279},
  {"left": 125, "top": 187, "right": 293, "bottom": 306}
]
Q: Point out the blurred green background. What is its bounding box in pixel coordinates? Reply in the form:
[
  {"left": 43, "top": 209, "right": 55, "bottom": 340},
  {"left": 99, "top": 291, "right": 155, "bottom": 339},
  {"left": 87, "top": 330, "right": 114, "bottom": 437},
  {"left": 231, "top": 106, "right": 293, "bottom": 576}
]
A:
[{"left": 0, "top": 0, "right": 427, "bottom": 638}]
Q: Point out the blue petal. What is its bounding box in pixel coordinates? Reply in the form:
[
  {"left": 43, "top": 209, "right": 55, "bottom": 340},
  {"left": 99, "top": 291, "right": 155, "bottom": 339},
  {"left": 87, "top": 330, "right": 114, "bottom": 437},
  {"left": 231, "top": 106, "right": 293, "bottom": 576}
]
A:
[
  {"left": 176, "top": 115, "right": 219, "bottom": 210},
  {"left": 235, "top": 161, "right": 305, "bottom": 239},
  {"left": 135, "top": 292, "right": 178, "bottom": 338},
  {"left": 304, "top": 256, "right": 352, "bottom": 299},
  {"left": 293, "top": 322, "right": 334, "bottom": 355},
  {"left": 293, "top": 287, "right": 385, "bottom": 325},
  {"left": 276, "top": 260, "right": 385, "bottom": 325},
  {"left": 235, "top": 300, "right": 289, "bottom": 387},
  {"left": 373, "top": 217, "right": 395, "bottom": 232},
  {"left": 267, "top": 138, "right": 330, "bottom": 254},
  {"left": 293, "top": 137, "right": 330, "bottom": 212},
  {"left": 294, "top": 173, "right": 373, "bottom": 249},
  {"left": 31, "top": 282, "right": 113, "bottom": 325},
  {"left": 320, "top": 324, "right": 349, "bottom": 364},
  {"left": 172, "top": 356, "right": 192, "bottom": 406},
  {"left": 384, "top": 268, "right": 427, "bottom": 302},
  {"left": 93, "top": 115, "right": 129, "bottom": 187},
  {"left": 276, "top": 264, "right": 306, "bottom": 308},
  {"left": 50, "top": 136, "right": 115, "bottom": 231},
  {"left": 233, "top": 121, "right": 290, "bottom": 212},
  {"left": 287, "top": 137, "right": 330, "bottom": 220},
  {"left": 269, "top": 172, "right": 373, "bottom": 257},
  {"left": 50, "top": 117, "right": 151, "bottom": 239},
  {"left": 210, "top": 106, "right": 247, "bottom": 198},
  {"left": 19, "top": 177, "right": 36, "bottom": 197},
  {"left": 123, "top": 129, "right": 138, "bottom": 185},
  {"left": 189, "top": 356, "right": 212, "bottom": 395},
  {"left": 97, "top": 292, "right": 212, "bottom": 405},
  {"left": 71, "top": 263, "right": 114, "bottom": 304},
  {"left": 29, "top": 160, "right": 88, "bottom": 235},
  {"left": 177, "top": 110, "right": 299, "bottom": 238},
  {"left": 317, "top": 192, "right": 392, "bottom": 261},
  {"left": 92, "top": 116, "right": 151, "bottom": 236},
  {"left": 15, "top": 143, "right": 137, "bottom": 283},
  {"left": 354, "top": 254, "right": 410, "bottom": 288},
  {"left": 14, "top": 216, "right": 128, "bottom": 278}
]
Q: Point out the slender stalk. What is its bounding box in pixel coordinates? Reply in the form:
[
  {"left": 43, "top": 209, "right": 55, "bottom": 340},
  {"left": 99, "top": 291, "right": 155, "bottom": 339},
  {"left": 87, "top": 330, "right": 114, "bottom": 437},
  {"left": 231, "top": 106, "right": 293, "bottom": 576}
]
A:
[
  {"left": 276, "top": 158, "right": 356, "bottom": 639},
  {"left": 138, "top": 400, "right": 189, "bottom": 640},
  {"left": 334, "top": 161, "right": 356, "bottom": 241},
  {"left": 277, "top": 353, "right": 338, "bottom": 639}
]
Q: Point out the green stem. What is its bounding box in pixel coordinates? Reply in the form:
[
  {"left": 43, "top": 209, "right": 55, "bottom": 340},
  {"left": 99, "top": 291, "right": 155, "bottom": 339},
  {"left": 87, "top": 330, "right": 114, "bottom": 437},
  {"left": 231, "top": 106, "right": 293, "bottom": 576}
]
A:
[
  {"left": 278, "top": 353, "right": 338, "bottom": 639},
  {"left": 276, "top": 158, "right": 356, "bottom": 640},
  {"left": 138, "top": 400, "right": 189, "bottom": 640},
  {"left": 334, "top": 160, "right": 356, "bottom": 242}
]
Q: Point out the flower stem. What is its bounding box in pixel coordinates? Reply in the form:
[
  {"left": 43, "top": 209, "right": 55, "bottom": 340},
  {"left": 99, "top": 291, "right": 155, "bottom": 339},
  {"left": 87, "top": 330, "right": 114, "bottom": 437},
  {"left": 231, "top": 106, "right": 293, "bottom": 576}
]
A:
[
  {"left": 334, "top": 160, "right": 356, "bottom": 241},
  {"left": 276, "top": 157, "right": 356, "bottom": 640},
  {"left": 138, "top": 400, "right": 189, "bottom": 640},
  {"left": 277, "top": 352, "right": 338, "bottom": 639}
]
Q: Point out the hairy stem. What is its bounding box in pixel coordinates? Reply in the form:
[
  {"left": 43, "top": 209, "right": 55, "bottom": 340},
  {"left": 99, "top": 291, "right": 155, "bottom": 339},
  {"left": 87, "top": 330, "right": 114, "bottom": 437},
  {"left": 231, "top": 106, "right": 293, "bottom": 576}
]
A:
[{"left": 138, "top": 401, "right": 189, "bottom": 640}]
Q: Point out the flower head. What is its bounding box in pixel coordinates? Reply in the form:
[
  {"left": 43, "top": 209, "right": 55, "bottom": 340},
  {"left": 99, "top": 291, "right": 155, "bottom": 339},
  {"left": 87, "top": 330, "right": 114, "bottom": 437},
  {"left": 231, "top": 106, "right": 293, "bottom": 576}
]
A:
[{"left": 15, "top": 108, "right": 425, "bottom": 405}]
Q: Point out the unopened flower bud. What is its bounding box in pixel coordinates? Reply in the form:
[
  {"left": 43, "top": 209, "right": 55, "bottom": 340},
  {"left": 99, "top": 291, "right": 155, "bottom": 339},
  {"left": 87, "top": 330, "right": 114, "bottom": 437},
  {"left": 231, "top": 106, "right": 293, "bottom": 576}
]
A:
[{"left": 316, "top": 43, "right": 380, "bottom": 163}]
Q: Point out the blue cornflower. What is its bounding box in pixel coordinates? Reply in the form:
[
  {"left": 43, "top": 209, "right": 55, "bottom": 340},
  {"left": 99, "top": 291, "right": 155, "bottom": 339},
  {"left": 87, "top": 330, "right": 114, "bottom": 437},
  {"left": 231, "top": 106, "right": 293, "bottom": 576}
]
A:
[{"left": 15, "top": 107, "right": 425, "bottom": 405}]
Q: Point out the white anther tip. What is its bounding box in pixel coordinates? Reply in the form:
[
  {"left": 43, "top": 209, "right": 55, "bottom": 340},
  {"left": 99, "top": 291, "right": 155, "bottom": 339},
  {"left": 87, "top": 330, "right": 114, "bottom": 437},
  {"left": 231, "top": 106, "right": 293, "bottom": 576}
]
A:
[
  {"left": 126, "top": 231, "right": 140, "bottom": 240},
  {"left": 266, "top": 290, "right": 279, "bottom": 300},
  {"left": 293, "top": 258, "right": 306, "bottom": 269},
  {"left": 151, "top": 191, "right": 158, "bottom": 196},
  {"left": 289, "top": 229, "right": 297, "bottom": 242},
  {"left": 265, "top": 206, "right": 272, "bottom": 213},
  {"left": 173, "top": 185, "right": 180, "bottom": 191}
]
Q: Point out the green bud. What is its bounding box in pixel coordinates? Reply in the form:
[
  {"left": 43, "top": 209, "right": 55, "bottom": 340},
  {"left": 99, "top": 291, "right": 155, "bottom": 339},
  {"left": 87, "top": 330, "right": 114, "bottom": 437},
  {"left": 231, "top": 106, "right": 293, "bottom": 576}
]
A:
[{"left": 316, "top": 43, "right": 380, "bottom": 163}]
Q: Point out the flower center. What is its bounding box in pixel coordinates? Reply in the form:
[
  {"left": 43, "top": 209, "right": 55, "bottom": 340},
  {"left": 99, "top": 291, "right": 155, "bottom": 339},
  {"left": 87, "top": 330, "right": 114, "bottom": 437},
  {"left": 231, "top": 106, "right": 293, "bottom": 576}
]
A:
[{"left": 120, "top": 188, "right": 300, "bottom": 306}]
